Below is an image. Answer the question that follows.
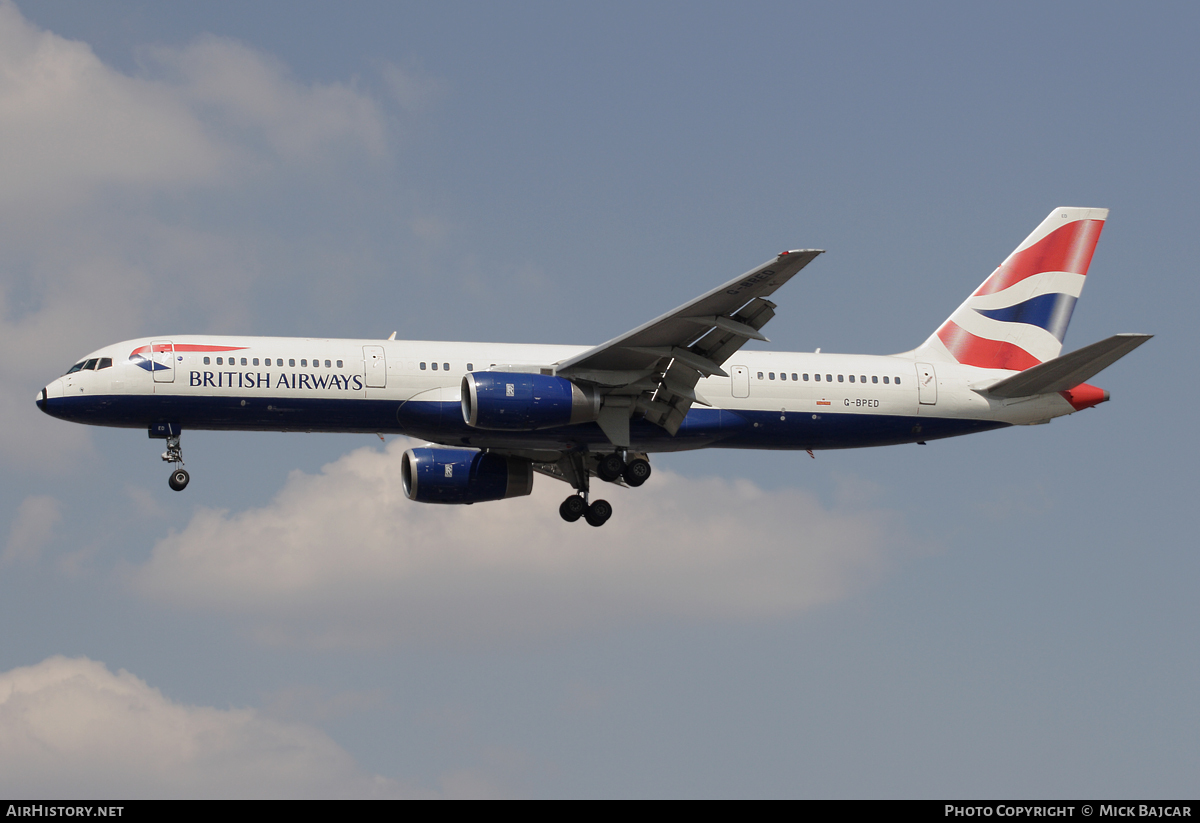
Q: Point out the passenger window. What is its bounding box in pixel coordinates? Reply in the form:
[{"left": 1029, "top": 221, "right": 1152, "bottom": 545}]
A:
[
  {"left": 467, "top": 363, "right": 474, "bottom": 371},
  {"left": 203, "top": 357, "right": 211, "bottom": 365},
  {"left": 814, "top": 374, "right": 821, "bottom": 382},
  {"left": 860, "top": 375, "right": 866, "bottom": 383},
  {"left": 837, "top": 374, "right": 844, "bottom": 383},
  {"left": 98, "top": 358, "right": 113, "bottom": 370},
  {"left": 780, "top": 373, "right": 786, "bottom": 381},
  {"left": 432, "top": 362, "right": 438, "bottom": 370},
  {"left": 792, "top": 373, "right": 798, "bottom": 381},
  {"left": 769, "top": 372, "right": 775, "bottom": 380},
  {"left": 826, "top": 374, "right": 833, "bottom": 382},
  {"left": 289, "top": 359, "right": 295, "bottom": 367},
  {"left": 883, "top": 376, "right": 889, "bottom": 384},
  {"left": 253, "top": 358, "right": 259, "bottom": 366},
  {"left": 444, "top": 363, "right": 450, "bottom": 371},
  {"left": 420, "top": 362, "right": 426, "bottom": 370},
  {"left": 216, "top": 357, "right": 223, "bottom": 365},
  {"left": 240, "top": 358, "right": 247, "bottom": 366},
  {"left": 336, "top": 360, "right": 343, "bottom": 368},
  {"left": 872, "top": 376, "right": 878, "bottom": 384},
  {"left": 803, "top": 373, "right": 809, "bottom": 381},
  {"left": 757, "top": 372, "right": 764, "bottom": 380},
  {"left": 301, "top": 359, "right": 307, "bottom": 367},
  {"left": 848, "top": 375, "right": 855, "bottom": 383},
  {"left": 325, "top": 360, "right": 331, "bottom": 368},
  {"left": 895, "top": 377, "right": 901, "bottom": 385}
]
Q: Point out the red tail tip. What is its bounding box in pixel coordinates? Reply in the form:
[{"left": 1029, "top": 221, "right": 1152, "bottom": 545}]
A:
[{"left": 1059, "top": 383, "right": 1109, "bottom": 411}]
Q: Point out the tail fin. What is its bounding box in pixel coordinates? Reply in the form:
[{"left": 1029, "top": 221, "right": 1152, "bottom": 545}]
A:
[{"left": 915, "top": 207, "right": 1108, "bottom": 371}]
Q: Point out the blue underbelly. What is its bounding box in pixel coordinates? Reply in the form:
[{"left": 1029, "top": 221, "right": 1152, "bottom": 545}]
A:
[{"left": 40, "top": 394, "right": 1009, "bottom": 450}]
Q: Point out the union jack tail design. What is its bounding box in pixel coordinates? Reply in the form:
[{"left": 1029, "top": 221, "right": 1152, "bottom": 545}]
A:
[{"left": 916, "top": 207, "right": 1108, "bottom": 371}]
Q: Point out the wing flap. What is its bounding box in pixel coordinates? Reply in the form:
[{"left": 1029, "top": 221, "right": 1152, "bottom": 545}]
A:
[{"left": 556, "top": 249, "right": 822, "bottom": 443}]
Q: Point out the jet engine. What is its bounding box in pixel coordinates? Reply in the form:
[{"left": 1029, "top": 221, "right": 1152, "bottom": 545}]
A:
[
  {"left": 401, "top": 446, "right": 533, "bottom": 504},
  {"left": 461, "top": 372, "right": 600, "bottom": 431}
]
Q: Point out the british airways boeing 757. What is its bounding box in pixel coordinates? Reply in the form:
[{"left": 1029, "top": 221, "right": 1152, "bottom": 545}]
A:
[{"left": 37, "top": 208, "right": 1150, "bottom": 526}]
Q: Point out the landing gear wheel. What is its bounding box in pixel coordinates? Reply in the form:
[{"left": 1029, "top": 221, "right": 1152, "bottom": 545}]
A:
[
  {"left": 597, "top": 453, "right": 625, "bottom": 483},
  {"left": 622, "top": 458, "right": 651, "bottom": 487},
  {"left": 584, "top": 499, "right": 612, "bottom": 527},
  {"left": 559, "top": 495, "right": 587, "bottom": 522},
  {"left": 168, "top": 468, "right": 190, "bottom": 492}
]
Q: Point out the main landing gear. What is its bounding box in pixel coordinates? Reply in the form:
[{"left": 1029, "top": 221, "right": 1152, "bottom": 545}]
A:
[
  {"left": 162, "top": 435, "right": 189, "bottom": 492},
  {"left": 558, "top": 451, "right": 651, "bottom": 527},
  {"left": 559, "top": 493, "right": 612, "bottom": 527},
  {"left": 595, "top": 452, "right": 652, "bottom": 486}
]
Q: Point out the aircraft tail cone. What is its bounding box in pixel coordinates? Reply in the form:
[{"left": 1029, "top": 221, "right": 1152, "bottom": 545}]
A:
[{"left": 1059, "top": 383, "right": 1109, "bottom": 411}]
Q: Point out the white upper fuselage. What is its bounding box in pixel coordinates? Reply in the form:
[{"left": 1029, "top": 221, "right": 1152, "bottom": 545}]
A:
[{"left": 40, "top": 334, "right": 1080, "bottom": 448}]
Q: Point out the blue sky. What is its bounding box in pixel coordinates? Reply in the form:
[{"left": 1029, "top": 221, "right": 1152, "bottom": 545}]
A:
[{"left": 0, "top": 0, "right": 1195, "bottom": 797}]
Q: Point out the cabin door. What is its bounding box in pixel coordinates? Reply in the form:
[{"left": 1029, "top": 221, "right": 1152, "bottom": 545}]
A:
[
  {"left": 363, "top": 346, "right": 387, "bottom": 388},
  {"left": 916, "top": 362, "right": 937, "bottom": 405},
  {"left": 151, "top": 340, "right": 174, "bottom": 383},
  {"left": 731, "top": 365, "right": 749, "bottom": 398}
]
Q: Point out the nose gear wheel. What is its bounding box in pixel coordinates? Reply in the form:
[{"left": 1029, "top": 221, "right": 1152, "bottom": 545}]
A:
[{"left": 160, "top": 434, "right": 190, "bottom": 492}]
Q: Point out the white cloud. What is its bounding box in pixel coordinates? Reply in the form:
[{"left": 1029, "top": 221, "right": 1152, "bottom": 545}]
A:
[
  {"left": 0, "top": 2, "right": 226, "bottom": 211},
  {"left": 2, "top": 494, "right": 61, "bottom": 567},
  {"left": 0, "top": 2, "right": 387, "bottom": 212},
  {"left": 0, "top": 2, "right": 395, "bottom": 469},
  {"left": 0, "top": 655, "right": 408, "bottom": 798},
  {"left": 146, "top": 35, "right": 388, "bottom": 165},
  {"left": 379, "top": 60, "right": 446, "bottom": 113},
  {"left": 131, "top": 439, "right": 898, "bottom": 648}
]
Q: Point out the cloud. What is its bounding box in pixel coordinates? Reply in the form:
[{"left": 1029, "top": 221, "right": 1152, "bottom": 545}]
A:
[
  {"left": 145, "top": 35, "right": 388, "bottom": 165},
  {"left": 0, "top": 2, "right": 394, "bottom": 469},
  {"left": 379, "top": 60, "right": 446, "bottom": 113},
  {"left": 131, "top": 439, "right": 898, "bottom": 648},
  {"left": 0, "top": 3, "right": 223, "bottom": 212},
  {"left": 0, "top": 655, "right": 408, "bottom": 798},
  {"left": 0, "top": 2, "right": 387, "bottom": 212},
  {"left": 2, "top": 494, "right": 61, "bottom": 567}
]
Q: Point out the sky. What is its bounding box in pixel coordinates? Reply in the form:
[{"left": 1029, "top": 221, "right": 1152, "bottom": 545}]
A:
[{"left": 1, "top": 0, "right": 1196, "bottom": 798}]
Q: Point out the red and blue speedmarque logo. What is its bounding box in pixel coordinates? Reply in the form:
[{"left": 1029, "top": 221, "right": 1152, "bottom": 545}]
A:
[{"left": 128, "top": 343, "right": 247, "bottom": 372}]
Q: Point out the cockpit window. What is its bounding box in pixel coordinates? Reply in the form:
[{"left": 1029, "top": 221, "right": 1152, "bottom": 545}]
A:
[
  {"left": 66, "top": 361, "right": 86, "bottom": 374},
  {"left": 97, "top": 358, "right": 113, "bottom": 370},
  {"left": 83, "top": 359, "right": 99, "bottom": 371}
]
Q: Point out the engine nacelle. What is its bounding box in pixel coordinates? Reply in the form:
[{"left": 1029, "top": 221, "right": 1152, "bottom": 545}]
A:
[
  {"left": 461, "top": 372, "right": 600, "bottom": 431},
  {"left": 401, "top": 447, "right": 533, "bottom": 504}
]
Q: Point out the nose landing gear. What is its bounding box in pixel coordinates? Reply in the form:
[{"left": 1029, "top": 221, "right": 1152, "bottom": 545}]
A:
[{"left": 160, "top": 433, "right": 189, "bottom": 491}]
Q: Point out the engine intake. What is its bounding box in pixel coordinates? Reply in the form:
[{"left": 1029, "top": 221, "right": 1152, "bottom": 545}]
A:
[
  {"left": 461, "top": 372, "right": 600, "bottom": 431},
  {"left": 401, "top": 447, "right": 533, "bottom": 504}
]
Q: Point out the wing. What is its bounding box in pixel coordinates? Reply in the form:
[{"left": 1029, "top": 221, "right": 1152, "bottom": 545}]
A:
[{"left": 555, "top": 249, "right": 824, "bottom": 445}]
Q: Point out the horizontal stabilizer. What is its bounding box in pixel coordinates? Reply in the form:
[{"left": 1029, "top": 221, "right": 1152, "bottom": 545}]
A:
[{"left": 985, "top": 333, "right": 1152, "bottom": 398}]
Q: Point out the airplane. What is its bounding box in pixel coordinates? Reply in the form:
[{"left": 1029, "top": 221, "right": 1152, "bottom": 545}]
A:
[{"left": 36, "top": 207, "right": 1150, "bottom": 527}]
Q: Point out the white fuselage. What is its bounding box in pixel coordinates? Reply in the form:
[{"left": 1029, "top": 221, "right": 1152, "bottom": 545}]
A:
[{"left": 39, "top": 335, "right": 1080, "bottom": 454}]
